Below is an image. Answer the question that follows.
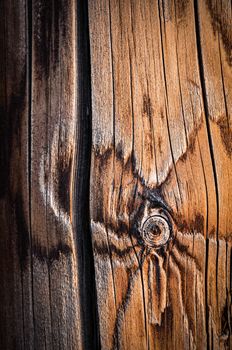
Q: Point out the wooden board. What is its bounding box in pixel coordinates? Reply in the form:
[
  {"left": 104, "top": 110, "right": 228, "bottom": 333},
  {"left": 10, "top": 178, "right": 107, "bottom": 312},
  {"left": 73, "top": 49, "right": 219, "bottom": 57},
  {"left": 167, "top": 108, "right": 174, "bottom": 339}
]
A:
[
  {"left": 0, "top": 1, "right": 97, "bottom": 349},
  {"left": 0, "top": 1, "right": 32, "bottom": 347},
  {"left": 88, "top": 0, "right": 232, "bottom": 349},
  {"left": 0, "top": 0, "right": 231, "bottom": 349}
]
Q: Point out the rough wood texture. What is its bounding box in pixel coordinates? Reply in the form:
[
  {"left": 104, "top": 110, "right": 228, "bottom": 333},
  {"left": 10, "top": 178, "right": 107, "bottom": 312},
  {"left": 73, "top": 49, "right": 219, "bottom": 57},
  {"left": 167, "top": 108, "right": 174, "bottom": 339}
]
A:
[
  {"left": 0, "top": 0, "right": 231, "bottom": 349},
  {"left": 0, "top": 1, "right": 96, "bottom": 349},
  {"left": 89, "top": 0, "right": 232, "bottom": 349}
]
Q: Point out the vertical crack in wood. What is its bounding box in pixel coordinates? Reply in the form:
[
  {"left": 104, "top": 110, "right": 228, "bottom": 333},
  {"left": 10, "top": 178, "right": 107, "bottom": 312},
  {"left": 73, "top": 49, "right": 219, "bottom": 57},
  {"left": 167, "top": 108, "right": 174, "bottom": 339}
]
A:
[
  {"left": 75, "top": 1, "right": 100, "bottom": 348},
  {"left": 193, "top": 1, "right": 220, "bottom": 349}
]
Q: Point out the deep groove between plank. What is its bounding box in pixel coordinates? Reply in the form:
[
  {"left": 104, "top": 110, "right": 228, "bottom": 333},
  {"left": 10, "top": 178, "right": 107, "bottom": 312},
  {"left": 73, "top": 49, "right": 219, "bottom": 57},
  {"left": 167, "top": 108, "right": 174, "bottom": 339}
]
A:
[{"left": 75, "top": 2, "right": 100, "bottom": 349}]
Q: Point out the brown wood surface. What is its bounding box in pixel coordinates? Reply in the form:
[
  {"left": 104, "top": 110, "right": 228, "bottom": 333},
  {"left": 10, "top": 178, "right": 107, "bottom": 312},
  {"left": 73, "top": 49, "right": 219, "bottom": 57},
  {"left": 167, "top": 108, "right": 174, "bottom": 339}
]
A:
[
  {"left": 0, "top": 0, "right": 231, "bottom": 349},
  {"left": 89, "top": 0, "right": 232, "bottom": 349},
  {"left": 0, "top": 1, "right": 96, "bottom": 349}
]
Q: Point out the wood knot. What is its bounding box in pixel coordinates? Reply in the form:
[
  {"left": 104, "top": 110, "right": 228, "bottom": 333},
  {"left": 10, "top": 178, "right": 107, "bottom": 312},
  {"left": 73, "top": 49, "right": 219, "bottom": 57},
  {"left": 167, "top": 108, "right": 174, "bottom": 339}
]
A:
[{"left": 141, "top": 215, "right": 170, "bottom": 248}]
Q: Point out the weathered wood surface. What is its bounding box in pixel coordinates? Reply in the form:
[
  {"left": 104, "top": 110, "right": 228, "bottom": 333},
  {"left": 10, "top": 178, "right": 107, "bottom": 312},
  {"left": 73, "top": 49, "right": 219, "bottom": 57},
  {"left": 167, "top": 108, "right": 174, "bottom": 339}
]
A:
[
  {"left": 89, "top": 0, "right": 232, "bottom": 349},
  {"left": 0, "top": 0, "right": 231, "bottom": 349},
  {"left": 0, "top": 1, "right": 96, "bottom": 349}
]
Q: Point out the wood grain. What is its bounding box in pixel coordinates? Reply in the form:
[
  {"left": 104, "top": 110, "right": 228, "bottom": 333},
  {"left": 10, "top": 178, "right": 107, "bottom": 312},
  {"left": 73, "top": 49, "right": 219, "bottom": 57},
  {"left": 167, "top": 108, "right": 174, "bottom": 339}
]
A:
[
  {"left": 0, "top": 1, "right": 96, "bottom": 349},
  {"left": 30, "top": 0, "right": 81, "bottom": 348},
  {"left": 0, "top": 0, "right": 231, "bottom": 349},
  {"left": 0, "top": 0, "right": 32, "bottom": 347},
  {"left": 88, "top": 0, "right": 232, "bottom": 349},
  {"left": 196, "top": 1, "right": 232, "bottom": 348}
]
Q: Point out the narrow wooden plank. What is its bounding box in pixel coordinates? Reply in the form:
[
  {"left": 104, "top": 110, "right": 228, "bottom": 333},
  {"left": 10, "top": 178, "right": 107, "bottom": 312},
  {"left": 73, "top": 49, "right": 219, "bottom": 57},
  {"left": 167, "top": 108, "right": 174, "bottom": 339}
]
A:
[
  {"left": 0, "top": 1, "right": 34, "bottom": 348},
  {"left": 89, "top": 0, "right": 231, "bottom": 349},
  {"left": 30, "top": 0, "right": 90, "bottom": 348},
  {"left": 195, "top": 1, "right": 232, "bottom": 348}
]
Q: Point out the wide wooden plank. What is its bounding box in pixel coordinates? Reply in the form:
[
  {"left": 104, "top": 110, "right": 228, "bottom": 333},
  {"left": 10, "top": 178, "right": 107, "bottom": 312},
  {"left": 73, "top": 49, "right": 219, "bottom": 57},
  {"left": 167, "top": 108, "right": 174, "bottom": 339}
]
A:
[{"left": 89, "top": 0, "right": 232, "bottom": 349}]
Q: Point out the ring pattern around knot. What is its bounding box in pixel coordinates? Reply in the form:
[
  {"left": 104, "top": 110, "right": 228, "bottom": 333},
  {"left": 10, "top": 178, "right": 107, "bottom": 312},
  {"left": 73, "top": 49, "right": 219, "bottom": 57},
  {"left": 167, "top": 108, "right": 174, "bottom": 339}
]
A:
[{"left": 141, "top": 215, "right": 170, "bottom": 248}]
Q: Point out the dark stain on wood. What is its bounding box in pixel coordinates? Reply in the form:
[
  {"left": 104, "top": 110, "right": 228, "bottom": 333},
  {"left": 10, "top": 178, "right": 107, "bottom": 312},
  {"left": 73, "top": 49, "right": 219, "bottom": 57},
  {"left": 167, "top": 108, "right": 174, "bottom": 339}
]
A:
[
  {"left": 161, "top": 0, "right": 173, "bottom": 22},
  {"left": 217, "top": 116, "right": 232, "bottom": 157},
  {"left": 160, "top": 109, "right": 165, "bottom": 120},
  {"left": 0, "top": 70, "right": 27, "bottom": 198},
  {"left": 209, "top": 226, "right": 216, "bottom": 239},
  {"left": 193, "top": 212, "right": 205, "bottom": 233},
  {"left": 158, "top": 136, "right": 163, "bottom": 154},
  {"left": 161, "top": 0, "right": 190, "bottom": 22},
  {"left": 115, "top": 144, "right": 136, "bottom": 173},
  {"left": 176, "top": 212, "right": 204, "bottom": 234},
  {"left": 179, "top": 119, "right": 203, "bottom": 162},
  {"left": 143, "top": 187, "right": 173, "bottom": 215},
  {"left": 143, "top": 94, "right": 153, "bottom": 122},
  {"left": 0, "top": 106, "right": 10, "bottom": 198},
  {"left": 32, "top": 240, "right": 72, "bottom": 265},
  {"left": 93, "top": 239, "right": 137, "bottom": 259},
  {"left": 57, "top": 155, "right": 72, "bottom": 214},
  {"left": 154, "top": 305, "right": 173, "bottom": 338},
  {"left": 154, "top": 254, "right": 161, "bottom": 296},
  {"left": 115, "top": 141, "right": 123, "bottom": 161},
  {"left": 15, "top": 192, "right": 30, "bottom": 268},
  {"left": 33, "top": 0, "right": 70, "bottom": 78},
  {"left": 176, "top": 0, "right": 190, "bottom": 19},
  {"left": 172, "top": 238, "right": 202, "bottom": 272},
  {"left": 34, "top": 0, "right": 52, "bottom": 79},
  {"left": 206, "top": 0, "right": 232, "bottom": 66},
  {"left": 220, "top": 301, "right": 231, "bottom": 346},
  {"left": 94, "top": 146, "right": 113, "bottom": 166},
  {"left": 93, "top": 170, "right": 176, "bottom": 245}
]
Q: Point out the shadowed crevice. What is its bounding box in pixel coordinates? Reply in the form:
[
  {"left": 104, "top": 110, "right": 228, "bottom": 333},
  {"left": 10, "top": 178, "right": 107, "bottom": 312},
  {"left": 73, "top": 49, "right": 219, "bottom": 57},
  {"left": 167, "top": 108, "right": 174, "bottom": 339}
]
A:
[{"left": 74, "top": 1, "right": 100, "bottom": 349}]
